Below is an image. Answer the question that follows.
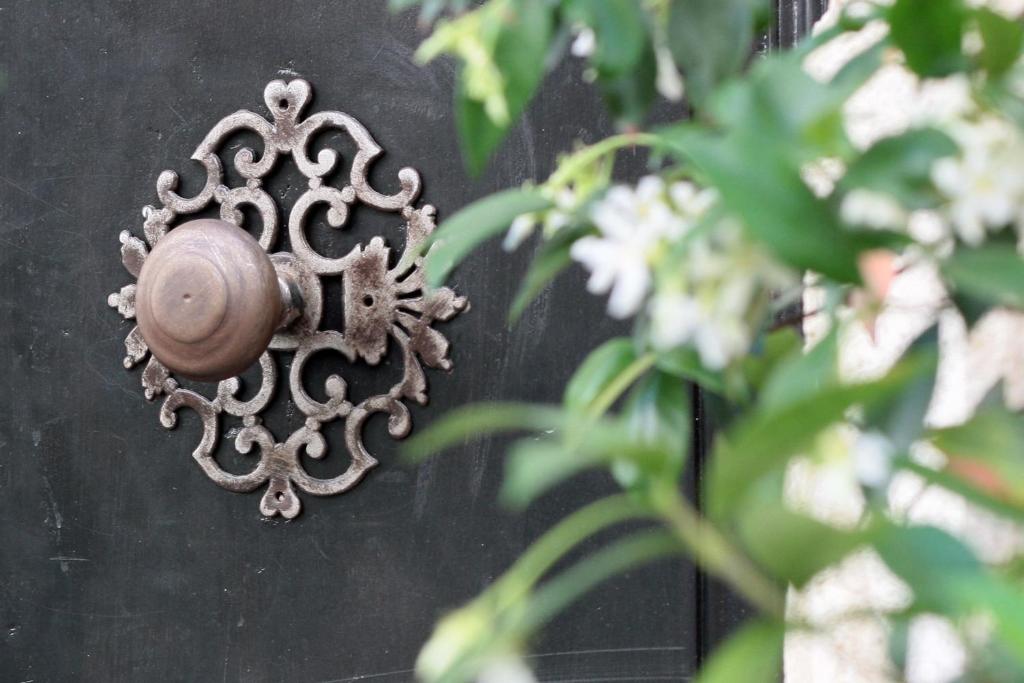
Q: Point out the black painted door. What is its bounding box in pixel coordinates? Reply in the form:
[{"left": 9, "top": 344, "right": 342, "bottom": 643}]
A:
[{"left": 0, "top": 2, "right": 821, "bottom": 681}]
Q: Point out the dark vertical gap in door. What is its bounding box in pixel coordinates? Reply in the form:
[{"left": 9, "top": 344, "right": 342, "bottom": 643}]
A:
[
  {"left": 690, "top": 382, "right": 709, "bottom": 670},
  {"left": 691, "top": 0, "right": 828, "bottom": 666},
  {"left": 770, "top": 0, "right": 830, "bottom": 49}
]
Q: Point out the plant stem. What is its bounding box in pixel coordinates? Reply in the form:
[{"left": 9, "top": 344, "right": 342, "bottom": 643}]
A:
[
  {"left": 587, "top": 352, "right": 657, "bottom": 419},
  {"left": 548, "top": 133, "right": 663, "bottom": 188},
  {"left": 657, "top": 487, "right": 786, "bottom": 618},
  {"left": 567, "top": 351, "right": 785, "bottom": 615},
  {"left": 520, "top": 531, "right": 684, "bottom": 630},
  {"left": 489, "top": 494, "right": 656, "bottom": 612}
]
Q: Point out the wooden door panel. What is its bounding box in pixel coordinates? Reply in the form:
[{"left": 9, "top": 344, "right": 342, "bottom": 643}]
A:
[{"left": 0, "top": 2, "right": 703, "bottom": 680}]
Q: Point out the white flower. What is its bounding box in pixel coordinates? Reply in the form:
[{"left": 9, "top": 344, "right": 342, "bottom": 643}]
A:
[
  {"left": 907, "top": 209, "right": 953, "bottom": 251},
  {"left": 911, "top": 74, "right": 975, "bottom": 127},
  {"left": 477, "top": 655, "right": 537, "bottom": 683},
  {"left": 648, "top": 221, "right": 795, "bottom": 370},
  {"left": 571, "top": 27, "right": 595, "bottom": 58},
  {"left": 801, "top": 157, "right": 847, "bottom": 198},
  {"left": 932, "top": 115, "right": 1024, "bottom": 245},
  {"left": 543, "top": 188, "right": 576, "bottom": 235},
  {"left": 966, "top": 0, "right": 1024, "bottom": 18},
  {"left": 572, "top": 234, "right": 652, "bottom": 318},
  {"left": 651, "top": 293, "right": 699, "bottom": 351},
  {"left": 651, "top": 291, "right": 749, "bottom": 370},
  {"left": 655, "top": 45, "right": 685, "bottom": 102},
  {"left": 668, "top": 181, "right": 718, "bottom": 220},
  {"left": 503, "top": 214, "right": 537, "bottom": 251},
  {"left": 415, "top": 605, "right": 531, "bottom": 683},
  {"left": 502, "top": 188, "right": 576, "bottom": 252},
  {"left": 571, "top": 176, "right": 690, "bottom": 318},
  {"left": 852, "top": 431, "right": 894, "bottom": 488},
  {"left": 840, "top": 188, "right": 908, "bottom": 229},
  {"left": 416, "top": 606, "right": 491, "bottom": 681}
]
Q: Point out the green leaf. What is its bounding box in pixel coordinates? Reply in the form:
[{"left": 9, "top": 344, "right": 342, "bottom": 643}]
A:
[
  {"left": 490, "top": 0, "right": 553, "bottom": 113},
  {"left": 873, "top": 523, "right": 981, "bottom": 613},
  {"left": 390, "top": 0, "right": 469, "bottom": 24},
  {"left": 388, "top": 0, "right": 421, "bottom": 11},
  {"left": 596, "top": 41, "right": 658, "bottom": 126},
  {"left": 500, "top": 427, "right": 674, "bottom": 508},
  {"left": 933, "top": 406, "right": 1024, "bottom": 464},
  {"left": 759, "top": 327, "right": 838, "bottom": 412},
  {"left": 454, "top": 79, "right": 511, "bottom": 179},
  {"left": 929, "top": 405, "right": 1024, "bottom": 506},
  {"left": 707, "top": 349, "right": 936, "bottom": 519},
  {"left": 738, "top": 327, "right": 803, "bottom": 398},
  {"left": 666, "top": 129, "right": 863, "bottom": 282},
  {"left": 887, "top": 0, "right": 968, "bottom": 77},
  {"left": 501, "top": 371, "right": 688, "bottom": 507},
  {"left": 502, "top": 440, "right": 597, "bottom": 508},
  {"left": 943, "top": 246, "right": 1024, "bottom": 311},
  {"left": 661, "top": 45, "right": 886, "bottom": 265},
  {"left": 616, "top": 371, "right": 691, "bottom": 488},
  {"left": 666, "top": 0, "right": 761, "bottom": 106},
  {"left": 842, "top": 128, "right": 958, "bottom": 209},
  {"left": 623, "top": 371, "right": 690, "bottom": 458},
  {"left": 950, "top": 288, "right": 993, "bottom": 327},
  {"left": 507, "top": 225, "right": 585, "bottom": 324},
  {"left": 419, "top": 495, "right": 654, "bottom": 683},
  {"left": 455, "top": 0, "right": 553, "bottom": 174},
  {"left": 976, "top": 7, "right": 1024, "bottom": 76},
  {"left": 562, "top": 0, "right": 648, "bottom": 77},
  {"left": 521, "top": 531, "right": 683, "bottom": 631},
  {"left": 888, "top": 618, "right": 911, "bottom": 674},
  {"left": 656, "top": 346, "right": 727, "bottom": 395},
  {"left": 896, "top": 457, "right": 1024, "bottom": 522},
  {"left": 862, "top": 326, "right": 939, "bottom": 450},
  {"left": 738, "top": 498, "right": 868, "bottom": 587},
  {"left": 393, "top": 0, "right": 473, "bottom": 23},
  {"left": 424, "top": 187, "right": 552, "bottom": 286},
  {"left": 402, "top": 401, "right": 563, "bottom": 461},
  {"left": 564, "top": 338, "right": 639, "bottom": 413},
  {"left": 706, "top": 44, "right": 883, "bottom": 161},
  {"left": 694, "top": 620, "right": 784, "bottom": 683},
  {"left": 982, "top": 77, "right": 1024, "bottom": 130},
  {"left": 487, "top": 494, "right": 655, "bottom": 609},
  {"left": 829, "top": 37, "right": 886, "bottom": 96},
  {"left": 954, "top": 575, "right": 1024, "bottom": 661}
]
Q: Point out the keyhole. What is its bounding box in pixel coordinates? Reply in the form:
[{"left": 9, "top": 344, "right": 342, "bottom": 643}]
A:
[
  {"left": 275, "top": 491, "right": 284, "bottom": 502},
  {"left": 362, "top": 294, "right": 374, "bottom": 307},
  {"left": 182, "top": 293, "right": 192, "bottom": 302},
  {"left": 278, "top": 98, "right": 288, "bottom": 110}
]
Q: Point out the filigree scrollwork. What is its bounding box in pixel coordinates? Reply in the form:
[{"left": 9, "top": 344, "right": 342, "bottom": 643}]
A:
[{"left": 107, "top": 79, "right": 468, "bottom": 519}]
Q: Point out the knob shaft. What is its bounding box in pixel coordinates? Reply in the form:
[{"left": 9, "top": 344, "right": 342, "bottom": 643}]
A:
[{"left": 135, "top": 219, "right": 290, "bottom": 382}]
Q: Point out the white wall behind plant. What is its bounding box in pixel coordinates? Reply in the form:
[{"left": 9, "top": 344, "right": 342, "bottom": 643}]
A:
[{"left": 786, "top": 2, "right": 1024, "bottom": 680}]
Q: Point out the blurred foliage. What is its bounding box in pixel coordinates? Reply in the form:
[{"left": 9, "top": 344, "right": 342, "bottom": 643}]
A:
[{"left": 391, "top": 0, "right": 1024, "bottom": 680}]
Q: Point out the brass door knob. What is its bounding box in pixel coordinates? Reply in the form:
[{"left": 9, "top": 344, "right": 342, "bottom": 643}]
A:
[{"left": 135, "top": 219, "right": 297, "bottom": 382}]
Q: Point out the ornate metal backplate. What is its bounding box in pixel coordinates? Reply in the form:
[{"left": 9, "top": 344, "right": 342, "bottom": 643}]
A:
[{"left": 107, "top": 79, "right": 468, "bottom": 519}]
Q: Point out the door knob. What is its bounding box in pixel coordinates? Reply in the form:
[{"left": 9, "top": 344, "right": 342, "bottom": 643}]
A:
[{"left": 134, "top": 218, "right": 299, "bottom": 382}]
